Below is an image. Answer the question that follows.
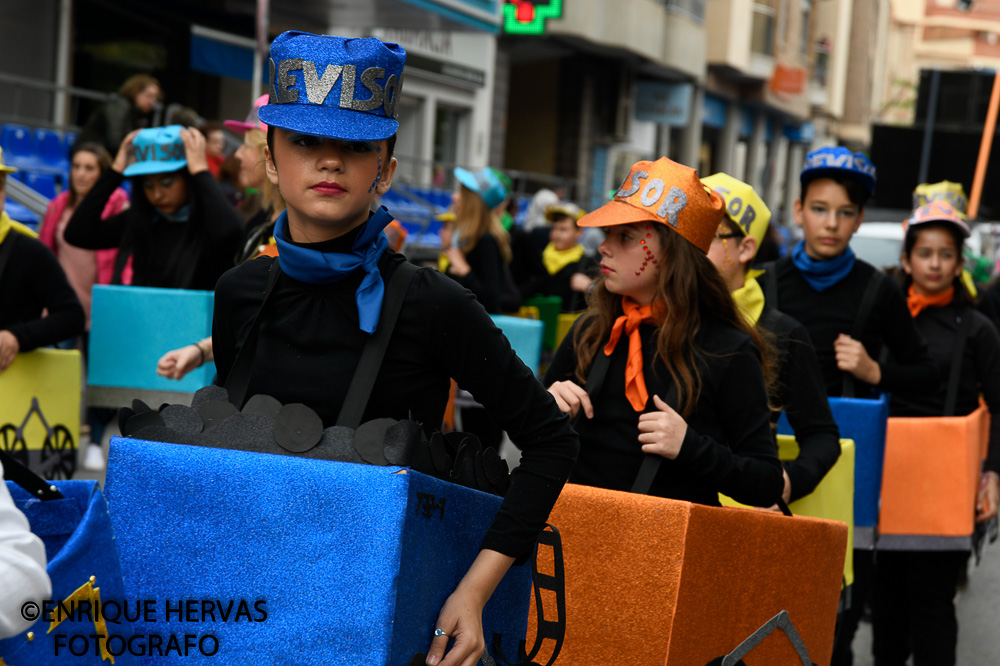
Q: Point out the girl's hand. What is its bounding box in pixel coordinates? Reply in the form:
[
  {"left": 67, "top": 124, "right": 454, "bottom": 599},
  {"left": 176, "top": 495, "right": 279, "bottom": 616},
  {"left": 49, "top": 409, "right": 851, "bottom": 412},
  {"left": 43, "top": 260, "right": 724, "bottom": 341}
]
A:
[
  {"left": 445, "top": 248, "right": 471, "bottom": 278},
  {"left": 637, "top": 394, "right": 687, "bottom": 460},
  {"left": 156, "top": 343, "right": 204, "bottom": 380},
  {"left": 547, "top": 381, "right": 593, "bottom": 419},
  {"left": 0, "top": 330, "right": 19, "bottom": 372},
  {"left": 112, "top": 129, "right": 143, "bottom": 174},
  {"left": 180, "top": 128, "right": 209, "bottom": 175},
  {"left": 976, "top": 471, "right": 999, "bottom": 523},
  {"left": 570, "top": 272, "right": 593, "bottom": 293},
  {"left": 834, "top": 334, "right": 881, "bottom": 385},
  {"left": 425, "top": 588, "right": 485, "bottom": 666}
]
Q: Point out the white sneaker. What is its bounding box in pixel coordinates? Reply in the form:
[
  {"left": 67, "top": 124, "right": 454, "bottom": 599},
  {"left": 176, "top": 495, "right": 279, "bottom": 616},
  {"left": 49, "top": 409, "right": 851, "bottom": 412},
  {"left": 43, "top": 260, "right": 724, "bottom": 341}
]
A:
[{"left": 83, "top": 444, "right": 105, "bottom": 471}]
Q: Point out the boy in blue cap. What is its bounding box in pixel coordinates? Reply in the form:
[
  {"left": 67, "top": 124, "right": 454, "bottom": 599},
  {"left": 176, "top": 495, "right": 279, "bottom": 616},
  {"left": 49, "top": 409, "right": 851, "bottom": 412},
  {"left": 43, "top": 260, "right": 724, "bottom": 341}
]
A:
[
  {"left": 760, "top": 147, "right": 937, "bottom": 665},
  {"left": 211, "top": 31, "right": 577, "bottom": 666}
]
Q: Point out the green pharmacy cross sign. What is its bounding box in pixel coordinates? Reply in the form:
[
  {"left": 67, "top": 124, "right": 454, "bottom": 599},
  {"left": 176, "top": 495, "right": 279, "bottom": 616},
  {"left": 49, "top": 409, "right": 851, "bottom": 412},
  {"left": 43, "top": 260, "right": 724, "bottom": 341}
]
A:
[{"left": 503, "top": 0, "right": 563, "bottom": 35}]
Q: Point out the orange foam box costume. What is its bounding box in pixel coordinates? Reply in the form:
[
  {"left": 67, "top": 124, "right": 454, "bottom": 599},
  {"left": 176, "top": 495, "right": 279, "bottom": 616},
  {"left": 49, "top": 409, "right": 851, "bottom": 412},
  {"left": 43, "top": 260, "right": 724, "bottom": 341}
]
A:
[
  {"left": 529, "top": 483, "right": 847, "bottom": 665},
  {"left": 877, "top": 404, "right": 989, "bottom": 550}
]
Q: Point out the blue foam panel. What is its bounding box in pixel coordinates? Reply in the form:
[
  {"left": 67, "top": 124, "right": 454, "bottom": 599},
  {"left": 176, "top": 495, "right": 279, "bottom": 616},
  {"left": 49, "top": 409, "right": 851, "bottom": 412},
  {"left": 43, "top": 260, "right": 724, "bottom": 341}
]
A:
[
  {"left": 88, "top": 285, "right": 215, "bottom": 392},
  {"left": 778, "top": 394, "right": 889, "bottom": 528},
  {"left": 104, "top": 438, "right": 532, "bottom": 665},
  {"left": 1, "top": 481, "right": 137, "bottom": 665},
  {"left": 490, "top": 315, "right": 544, "bottom": 376}
]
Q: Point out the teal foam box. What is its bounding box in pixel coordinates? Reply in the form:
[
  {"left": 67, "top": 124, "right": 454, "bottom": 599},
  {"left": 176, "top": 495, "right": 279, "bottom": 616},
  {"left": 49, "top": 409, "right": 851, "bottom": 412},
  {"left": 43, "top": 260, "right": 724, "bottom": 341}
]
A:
[
  {"left": 490, "top": 315, "right": 544, "bottom": 376},
  {"left": 104, "top": 437, "right": 533, "bottom": 664},
  {"left": 88, "top": 285, "right": 215, "bottom": 393}
]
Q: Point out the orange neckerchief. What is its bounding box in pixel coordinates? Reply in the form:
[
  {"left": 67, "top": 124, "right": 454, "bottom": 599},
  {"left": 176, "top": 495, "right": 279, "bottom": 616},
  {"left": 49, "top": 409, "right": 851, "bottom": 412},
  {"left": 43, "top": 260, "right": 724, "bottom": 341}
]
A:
[
  {"left": 604, "top": 297, "right": 657, "bottom": 411},
  {"left": 907, "top": 284, "right": 954, "bottom": 318}
]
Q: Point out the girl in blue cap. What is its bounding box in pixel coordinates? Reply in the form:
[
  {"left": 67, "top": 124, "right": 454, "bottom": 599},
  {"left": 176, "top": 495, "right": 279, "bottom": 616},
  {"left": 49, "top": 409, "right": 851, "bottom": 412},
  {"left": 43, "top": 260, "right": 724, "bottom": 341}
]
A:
[
  {"left": 439, "top": 166, "right": 518, "bottom": 314},
  {"left": 758, "top": 147, "right": 938, "bottom": 665},
  {"left": 64, "top": 125, "right": 244, "bottom": 290},
  {"left": 211, "top": 31, "right": 577, "bottom": 666}
]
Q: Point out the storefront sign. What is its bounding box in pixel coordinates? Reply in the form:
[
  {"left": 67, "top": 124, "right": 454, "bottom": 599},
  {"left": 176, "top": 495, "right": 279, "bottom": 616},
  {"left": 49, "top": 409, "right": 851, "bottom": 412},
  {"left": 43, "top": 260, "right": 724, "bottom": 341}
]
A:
[
  {"left": 770, "top": 63, "right": 807, "bottom": 95},
  {"left": 635, "top": 80, "right": 692, "bottom": 126},
  {"left": 503, "top": 0, "right": 563, "bottom": 35}
]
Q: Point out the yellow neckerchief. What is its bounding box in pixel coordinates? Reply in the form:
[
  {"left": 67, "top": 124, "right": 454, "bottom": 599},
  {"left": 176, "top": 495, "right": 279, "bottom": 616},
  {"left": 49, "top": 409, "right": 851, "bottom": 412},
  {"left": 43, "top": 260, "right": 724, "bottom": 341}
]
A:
[
  {"left": 732, "top": 269, "right": 766, "bottom": 326},
  {"left": 438, "top": 253, "right": 451, "bottom": 273},
  {"left": 0, "top": 210, "right": 38, "bottom": 245},
  {"left": 542, "top": 242, "right": 585, "bottom": 275}
]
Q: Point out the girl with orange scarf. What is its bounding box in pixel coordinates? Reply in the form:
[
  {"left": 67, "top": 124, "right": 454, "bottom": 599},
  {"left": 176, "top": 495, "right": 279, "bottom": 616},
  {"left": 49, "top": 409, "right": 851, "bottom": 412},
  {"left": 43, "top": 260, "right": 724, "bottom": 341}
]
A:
[
  {"left": 873, "top": 201, "right": 1000, "bottom": 666},
  {"left": 543, "top": 157, "right": 783, "bottom": 508}
]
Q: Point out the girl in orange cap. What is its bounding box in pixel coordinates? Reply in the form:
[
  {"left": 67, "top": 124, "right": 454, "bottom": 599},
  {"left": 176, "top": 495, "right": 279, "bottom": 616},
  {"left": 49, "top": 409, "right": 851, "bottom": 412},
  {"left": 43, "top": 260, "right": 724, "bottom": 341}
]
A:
[
  {"left": 544, "top": 157, "right": 783, "bottom": 507},
  {"left": 873, "top": 201, "right": 1000, "bottom": 666}
]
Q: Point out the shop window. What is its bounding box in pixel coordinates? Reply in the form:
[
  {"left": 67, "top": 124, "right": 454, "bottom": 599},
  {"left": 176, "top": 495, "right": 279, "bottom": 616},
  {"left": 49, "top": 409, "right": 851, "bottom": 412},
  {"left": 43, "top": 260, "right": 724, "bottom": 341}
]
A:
[{"left": 751, "top": 2, "right": 777, "bottom": 57}]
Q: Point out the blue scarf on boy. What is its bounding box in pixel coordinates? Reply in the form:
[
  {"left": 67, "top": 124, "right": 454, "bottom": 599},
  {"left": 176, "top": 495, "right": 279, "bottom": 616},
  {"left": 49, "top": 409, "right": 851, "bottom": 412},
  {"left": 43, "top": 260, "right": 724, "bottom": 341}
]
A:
[
  {"left": 272, "top": 206, "right": 392, "bottom": 334},
  {"left": 791, "top": 239, "right": 855, "bottom": 292}
]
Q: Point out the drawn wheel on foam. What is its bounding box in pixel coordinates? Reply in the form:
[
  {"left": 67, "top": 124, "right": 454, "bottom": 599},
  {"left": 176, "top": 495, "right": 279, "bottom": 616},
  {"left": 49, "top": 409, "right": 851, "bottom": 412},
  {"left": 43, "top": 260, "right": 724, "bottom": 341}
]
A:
[
  {"left": 41, "top": 425, "right": 75, "bottom": 480},
  {"left": 0, "top": 424, "right": 29, "bottom": 468}
]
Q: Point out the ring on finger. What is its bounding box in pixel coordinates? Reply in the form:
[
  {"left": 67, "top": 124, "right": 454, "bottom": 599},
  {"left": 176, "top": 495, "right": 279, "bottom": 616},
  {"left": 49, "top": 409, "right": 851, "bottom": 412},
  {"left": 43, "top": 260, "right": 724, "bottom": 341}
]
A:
[{"left": 434, "top": 628, "right": 449, "bottom": 638}]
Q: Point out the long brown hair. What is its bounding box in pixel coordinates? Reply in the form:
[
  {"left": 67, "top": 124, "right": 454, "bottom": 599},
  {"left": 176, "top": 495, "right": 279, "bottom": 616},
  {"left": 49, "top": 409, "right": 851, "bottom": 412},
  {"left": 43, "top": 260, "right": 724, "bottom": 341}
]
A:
[
  {"left": 573, "top": 223, "right": 777, "bottom": 418},
  {"left": 68, "top": 143, "right": 112, "bottom": 207},
  {"left": 455, "top": 184, "right": 511, "bottom": 262}
]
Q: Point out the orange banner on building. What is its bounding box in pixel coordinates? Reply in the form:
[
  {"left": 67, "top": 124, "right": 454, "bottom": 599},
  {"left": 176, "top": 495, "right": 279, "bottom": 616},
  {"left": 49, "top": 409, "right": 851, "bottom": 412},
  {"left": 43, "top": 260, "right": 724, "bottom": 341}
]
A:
[{"left": 770, "top": 63, "right": 807, "bottom": 95}]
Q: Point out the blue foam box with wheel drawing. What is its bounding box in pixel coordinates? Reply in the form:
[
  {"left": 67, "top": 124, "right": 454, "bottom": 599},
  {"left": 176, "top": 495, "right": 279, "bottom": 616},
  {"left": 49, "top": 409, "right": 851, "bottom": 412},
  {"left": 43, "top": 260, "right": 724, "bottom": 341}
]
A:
[
  {"left": 778, "top": 395, "right": 889, "bottom": 537},
  {"left": 104, "top": 438, "right": 533, "bottom": 665},
  {"left": 88, "top": 285, "right": 215, "bottom": 393},
  {"left": 490, "top": 315, "right": 544, "bottom": 376}
]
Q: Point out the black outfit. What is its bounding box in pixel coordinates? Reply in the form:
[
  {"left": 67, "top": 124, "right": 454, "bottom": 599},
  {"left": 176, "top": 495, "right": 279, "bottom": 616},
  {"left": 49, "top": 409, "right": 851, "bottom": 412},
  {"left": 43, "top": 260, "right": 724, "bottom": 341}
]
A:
[
  {"left": 0, "top": 232, "right": 85, "bottom": 350},
  {"left": 445, "top": 233, "right": 519, "bottom": 314},
  {"left": 213, "top": 231, "right": 579, "bottom": 560},
  {"left": 542, "top": 314, "right": 783, "bottom": 508},
  {"left": 64, "top": 169, "right": 244, "bottom": 290},
  {"left": 765, "top": 256, "right": 938, "bottom": 397},
  {"left": 759, "top": 308, "right": 841, "bottom": 502},
  {"left": 520, "top": 253, "right": 598, "bottom": 313},
  {"left": 75, "top": 95, "right": 154, "bottom": 156},
  {"left": 508, "top": 225, "right": 546, "bottom": 299},
  {"left": 237, "top": 207, "right": 276, "bottom": 265},
  {"left": 873, "top": 302, "right": 1000, "bottom": 666}
]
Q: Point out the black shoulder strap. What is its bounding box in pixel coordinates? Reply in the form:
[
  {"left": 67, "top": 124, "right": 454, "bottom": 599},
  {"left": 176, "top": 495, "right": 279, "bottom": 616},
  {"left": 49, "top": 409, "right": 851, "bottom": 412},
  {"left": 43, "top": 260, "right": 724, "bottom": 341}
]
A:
[
  {"left": 0, "top": 232, "right": 18, "bottom": 283},
  {"left": 0, "top": 448, "right": 63, "bottom": 501},
  {"left": 336, "top": 261, "right": 419, "bottom": 429},
  {"left": 944, "top": 306, "right": 974, "bottom": 417},
  {"left": 761, "top": 262, "right": 779, "bottom": 311},
  {"left": 842, "top": 270, "right": 885, "bottom": 398},
  {"left": 225, "top": 258, "right": 283, "bottom": 408},
  {"left": 629, "top": 383, "right": 680, "bottom": 495}
]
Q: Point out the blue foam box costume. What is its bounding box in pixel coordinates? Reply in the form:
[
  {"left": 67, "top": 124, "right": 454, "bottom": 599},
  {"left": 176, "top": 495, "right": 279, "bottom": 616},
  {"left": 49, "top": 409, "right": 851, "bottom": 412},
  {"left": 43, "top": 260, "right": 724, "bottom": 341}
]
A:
[
  {"left": 0, "top": 481, "right": 136, "bottom": 665},
  {"left": 104, "top": 438, "right": 533, "bottom": 665},
  {"left": 778, "top": 394, "right": 888, "bottom": 547},
  {"left": 88, "top": 285, "right": 215, "bottom": 393},
  {"left": 490, "top": 315, "right": 544, "bottom": 376}
]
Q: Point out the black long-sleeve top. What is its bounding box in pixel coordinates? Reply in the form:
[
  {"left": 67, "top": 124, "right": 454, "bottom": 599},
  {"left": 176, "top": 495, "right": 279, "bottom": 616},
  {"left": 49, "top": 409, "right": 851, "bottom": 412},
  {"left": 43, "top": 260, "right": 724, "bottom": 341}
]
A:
[
  {"left": 760, "top": 308, "right": 841, "bottom": 501},
  {"left": 212, "top": 233, "right": 579, "bottom": 560},
  {"left": 766, "top": 256, "right": 938, "bottom": 398},
  {"left": 0, "top": 232, "right": 85, "bottom": 350},
  {"left": 64, "top": 169, "right": 244, "bottom": 290},
  {"left": 520, "top": 255, "right": 599, "bottom": 313},
  {"left": 890, "top": 303, "right": 1000, "bottom": 474},
  {"left": 542, "top": 314, "right": 783, "bottom": 507},
  {"left": 446, "top": 233, "right": 514, "bottom": 314}
]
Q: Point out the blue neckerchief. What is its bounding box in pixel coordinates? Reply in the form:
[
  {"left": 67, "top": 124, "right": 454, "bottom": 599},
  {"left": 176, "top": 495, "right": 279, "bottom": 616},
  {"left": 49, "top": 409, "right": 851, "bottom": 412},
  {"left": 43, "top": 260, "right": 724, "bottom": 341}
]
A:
[
  {"left": 155, "top": 204, "right": 191, "bottom": 223},
  {"left": 272, "top": 207, "right": 392, "bottom": 334},
  {"left": 791, "top": 239, "right": 856, "bottom": 292}
]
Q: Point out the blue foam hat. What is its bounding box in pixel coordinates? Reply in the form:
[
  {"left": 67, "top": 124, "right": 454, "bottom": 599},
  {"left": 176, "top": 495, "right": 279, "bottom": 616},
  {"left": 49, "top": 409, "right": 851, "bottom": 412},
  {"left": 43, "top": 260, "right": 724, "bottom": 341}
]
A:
[
  {"left": 800, "top": 146, "right": 876, "bottom": 196},
  {"left": 454, "top": 167, "right": 507, "bottom": 208},
  {"left": 259, "top": 31, "right": 406, "bottom": 142},
  {"left": 122, "top": 125, "right": 187, "bottom": 177}
]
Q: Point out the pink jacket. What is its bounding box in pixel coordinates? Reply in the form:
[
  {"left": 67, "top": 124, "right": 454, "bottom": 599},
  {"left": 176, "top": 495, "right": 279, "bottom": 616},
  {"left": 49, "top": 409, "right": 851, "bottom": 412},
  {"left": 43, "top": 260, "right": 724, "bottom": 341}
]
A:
[{"left": 39, "top": 187, "right": 132, "bottom": 285}]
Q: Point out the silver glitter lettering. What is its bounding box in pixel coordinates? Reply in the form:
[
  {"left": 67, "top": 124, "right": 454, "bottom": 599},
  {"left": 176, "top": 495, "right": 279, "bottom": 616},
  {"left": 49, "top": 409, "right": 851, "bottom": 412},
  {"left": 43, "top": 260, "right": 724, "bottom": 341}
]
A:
[
  {"left": 655, "top": 186, "right": 688, "bottom": 227},
  {"left": 727, "top": 197, "right": 743, "bottom": 218},
  {"left": 640, "top": 178, "right": 665, "bottom": 207},
  {"left": 383, "top": 74, "right": 400, "bottom": 118},
  {"left": 617, "top": 170, "right": 647, "bottom": 198},
  {"left": 739, "top": 204, "right": 756, "bottom": 233},
  {"left": 355, "top": 67, "right": 386, "bottom": 112},
  {"left": 277, "top": 58, "right": 303, "bottom": 103},
  {"left": 302, "top": 61, "right": 343, "bottom": 105},
  {"left": 339, "top": 65, "right": 356, "bottom": 109}
]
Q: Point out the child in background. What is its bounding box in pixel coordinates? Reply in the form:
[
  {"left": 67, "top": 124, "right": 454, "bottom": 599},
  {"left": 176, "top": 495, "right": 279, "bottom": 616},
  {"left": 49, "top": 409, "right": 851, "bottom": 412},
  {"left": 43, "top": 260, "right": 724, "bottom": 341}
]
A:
[
  {"left": 703, "top": 173, "right": 840, "bottom": 504},
  {"left": 873, "top": 201, "right": 1000, "bottom": 666},
  {"left": 544, "top": 157, "right": 782, "bottom": 508},
  {"left": 520, "top": 203, "right": 595, "bottom": 313}
]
